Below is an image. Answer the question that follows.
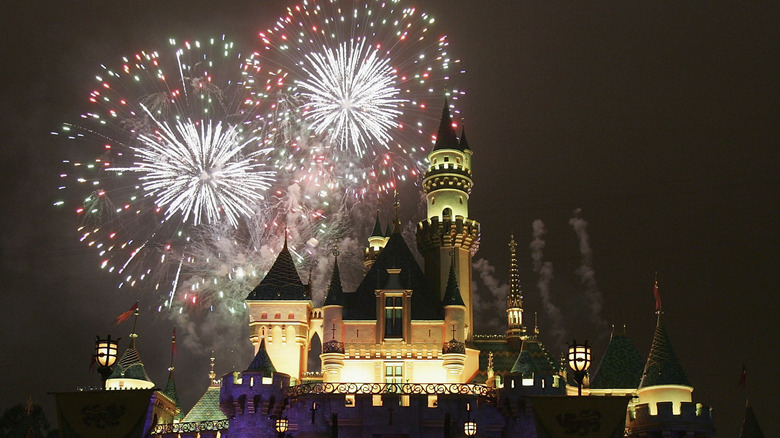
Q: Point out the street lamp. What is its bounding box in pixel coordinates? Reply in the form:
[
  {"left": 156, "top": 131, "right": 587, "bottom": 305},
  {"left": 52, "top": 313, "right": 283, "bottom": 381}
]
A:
[
  {"left": 568, "top": 339, "right": 591, "bottom": 396},
  {"left": 94, "top": 335, "right": 119, "bottom": 389},
  {"left": 275, "top": 417, "right": 289, "bottom": 437},
  {"left": 464, "top": 403, "right": 477, "bottom": 436}
]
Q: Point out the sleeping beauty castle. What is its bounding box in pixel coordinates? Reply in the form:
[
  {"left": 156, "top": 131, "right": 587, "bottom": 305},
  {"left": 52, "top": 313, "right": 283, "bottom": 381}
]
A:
[{"left": 56, "top": 102, "right": 728, "bottom": 437}]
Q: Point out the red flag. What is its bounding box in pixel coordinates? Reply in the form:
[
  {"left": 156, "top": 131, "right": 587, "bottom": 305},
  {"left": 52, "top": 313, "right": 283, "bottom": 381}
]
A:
[
  {"left": 171, "top": 327, "right": 177, "bottom": 356},
  {"left": 113, "top": 301, "right": 138, "bottom": 325},
  {"left": 738, "top": 364, "right": 747, "bottom": 387},
  {"left": 653, "top": 274, "right": 662, "bottom": 312}
]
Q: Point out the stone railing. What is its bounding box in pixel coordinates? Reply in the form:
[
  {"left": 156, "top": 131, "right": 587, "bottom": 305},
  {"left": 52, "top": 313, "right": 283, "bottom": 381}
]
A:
[
  {"left": 149, "top": 419, "right": 229, "bottom": 434},
  {"left": 286, "top": 382, "right": 496, "bottom": 401},
  {"left": 442, "top": 339, "right": 466, "bottom": 354},
  {"left": 322, "top": 339, "right": 345, "bottom": 353}
]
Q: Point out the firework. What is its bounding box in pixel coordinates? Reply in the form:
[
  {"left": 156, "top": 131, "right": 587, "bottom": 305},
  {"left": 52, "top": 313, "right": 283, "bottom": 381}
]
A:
[
  {"left": 250, "top": 0, "right": 466, "bottom": 194},
  {"left": 54, "top": 36, "right": 281, "bottom": 303}
]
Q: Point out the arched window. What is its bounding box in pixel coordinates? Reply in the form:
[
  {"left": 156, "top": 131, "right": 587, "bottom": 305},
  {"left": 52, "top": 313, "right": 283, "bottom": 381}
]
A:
[
  {"left": 274, "top": 312, "right": 281, "bottom": 319},
  {"left": 288, "top": 312, "right": 294, "bottom": 319},
  {"left": 443, "top": 207, "right": 452, "bottom": 218},
  {"left": 261, "top": 312, "right": 268, "bottom": 319}
]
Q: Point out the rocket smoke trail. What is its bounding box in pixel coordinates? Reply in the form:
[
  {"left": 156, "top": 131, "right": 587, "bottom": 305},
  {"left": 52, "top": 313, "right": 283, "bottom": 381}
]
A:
[
  {"left": 569, "top": 209, "right": 608, "bottom": 328},
  {"left": 530, "top": 219, "right": 567, "bottom": 346}
]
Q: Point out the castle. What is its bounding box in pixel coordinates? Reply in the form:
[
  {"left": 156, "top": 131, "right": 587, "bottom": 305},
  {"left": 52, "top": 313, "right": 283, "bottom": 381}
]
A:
[{"left": 89, "top": 101, "right": 719, "bottom": 437}]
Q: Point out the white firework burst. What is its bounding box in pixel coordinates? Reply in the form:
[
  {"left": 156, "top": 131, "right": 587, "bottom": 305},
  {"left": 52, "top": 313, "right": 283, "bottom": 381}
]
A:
[
  {"left": 299, "top": 38, "right": 405, "bottom": 156},
  {"left": 118, "top": 107, "right": 276, "bottom": 227}
]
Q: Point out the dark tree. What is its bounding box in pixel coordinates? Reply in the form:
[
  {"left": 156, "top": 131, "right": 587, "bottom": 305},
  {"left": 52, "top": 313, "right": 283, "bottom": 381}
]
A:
[{"left": 0, "top": 401, "right": 51, "bottom": 438}]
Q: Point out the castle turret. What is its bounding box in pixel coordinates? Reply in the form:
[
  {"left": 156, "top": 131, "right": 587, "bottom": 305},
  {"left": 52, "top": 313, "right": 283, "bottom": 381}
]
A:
[
  {"left": 417, "top": 100, "right": 480, "bottom": 341},
  {"left": 220, "top": 340, "right": 290, "bottom": 436},
  {"left": 246, "top": 239, "right": 313, "bottom": 383},
  {"left": 106, "top": 306, "right": 155, "bottom": 390},
  {"left": 321, "top": 249, "right": 346, "bottom": 382},
  {"left": 627, "top": 278, "right": 714, "bottom": 437},
  {"left": 506, "top": 234, "right": 525, "bottom": 347},
  {"left": 364, "top": 211, "right": 386, "bottom": 271},
  {"left": 442, "top": 260, "right": 467, "bottom": 382}
]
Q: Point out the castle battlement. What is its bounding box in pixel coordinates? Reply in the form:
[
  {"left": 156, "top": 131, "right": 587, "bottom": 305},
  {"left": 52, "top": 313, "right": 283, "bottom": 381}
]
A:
[
  {"left": 628, "top": 401, "right": 714, "bottom": 435},
  {"left": 416, "top": 215, "right": 480, "bottom": 252}
]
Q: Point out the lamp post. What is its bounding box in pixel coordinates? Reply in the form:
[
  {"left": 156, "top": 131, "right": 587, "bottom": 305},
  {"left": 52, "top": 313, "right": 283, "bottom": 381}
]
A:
[
  {"left": 464, "top": 403, "right": 477, "bottom": 436},
  {"left": 567, "top": 339, "right": 591, "bottom": 396},
  {"left": 274, "top": 417, "right": 289, "bottom": 438},
  {"left": 94, "top": 335, "right": 119, "bottom": 390}
]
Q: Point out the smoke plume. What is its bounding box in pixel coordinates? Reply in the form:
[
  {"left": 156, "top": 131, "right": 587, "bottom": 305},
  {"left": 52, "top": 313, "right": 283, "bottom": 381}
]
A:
[
  {"left": 471, "top": 258, "right": 509, "bottom": 333},
  {"left": 568, "top": 209, "right": 607, "bottom": 328},
  {"left": 530, "top": 219, "right": 567, "bottom": 345}
]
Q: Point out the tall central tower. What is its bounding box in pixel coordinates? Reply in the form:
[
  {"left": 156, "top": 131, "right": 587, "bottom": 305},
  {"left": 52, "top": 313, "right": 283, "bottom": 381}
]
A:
[{"left": 417, "top": 100, "right": 480, "bottom": 341}]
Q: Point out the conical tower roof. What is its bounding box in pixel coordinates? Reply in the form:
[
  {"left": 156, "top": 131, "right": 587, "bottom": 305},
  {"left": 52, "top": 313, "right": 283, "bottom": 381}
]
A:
[
  {"left": 510, "top": 338, "right": 557, "bottom": 375},
  {"left": 739, "top": 400, "right": 765, "bottom": 438},
  {"left": 323, "top": 255, "right": 344, "bottom": 306},
  {"left": 442, "top": 261, "right": 465, "bottom": 306},
  {"left": 639, "top": 314, "right": 690, "bottom": 388},
  {"left": 108, "top": 343, "right": 153, "bottom": 383},
  {"left": 162, "top": 371, "right": 184, "bottom": 420},
  {"left": 590, "top": 326, "right": 645, "bottom": 389},
  {"left": 246, "top": 339, "right": 277, "bottom": 375},
  {"left": 370, "top": 211, "right": 383, "bottom": 238},
  {"left": 459, "top": 126, "right": 471, "bottom": 151},
  {"left": 246, "top": 241, "right": 307, "bottom": 300},
  {"left": 432, "top": 98, "right": 462, "bottom": 151}
]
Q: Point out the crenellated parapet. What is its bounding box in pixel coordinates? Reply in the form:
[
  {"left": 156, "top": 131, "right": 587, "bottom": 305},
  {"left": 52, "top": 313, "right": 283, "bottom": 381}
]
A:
[
  {"left": 627, "top": 401, "right": 715, "bottom": 437},
  {"left": 422, "top": 163, "right": 473, "bottom": 194},
  {"left": 416, "top": 215, "right": 480, "bottom": 255},
  {"left": 219, "top": 370, "right": 290, "bottom": 436}
]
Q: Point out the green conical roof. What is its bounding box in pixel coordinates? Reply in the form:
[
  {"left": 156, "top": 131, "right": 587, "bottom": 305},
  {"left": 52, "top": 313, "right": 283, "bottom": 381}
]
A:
[
  {"left": 162, "top": 371, "right": 183, "bottom": 420},
  {"left": 739, "top": 400, "right": 765, "bottom": 438},
  {"left": 108, "top": 343, "right": 153, "bottom": 383},
  {"left": 591, "top": 329, "right": 645, "bottom": 389},
  {"left": 442, "top": 262, "right": 465, "bottom": 306},
  {"left": 510, "top": 338, "right": 557, "bottom": 375},
  {"left": 323, "top": 257, "right": 344, "bottom": 306},
  {"left": 639, "top": 314, "right": 690, "bottom": 388},
  {"left": 182, "top": 386, "right": 226, "bottom": 423},
  {"left": 246, "top": 339, "right": 276, "bottom": 375}
]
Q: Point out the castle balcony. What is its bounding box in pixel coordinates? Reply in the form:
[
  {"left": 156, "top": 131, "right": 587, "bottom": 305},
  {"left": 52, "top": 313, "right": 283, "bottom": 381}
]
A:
[
  {"left": 628, "top": 401, "right": 715, "bottom": 436},
  {"left": 286, "top": 381, "right": 497, "bottom": 402}
]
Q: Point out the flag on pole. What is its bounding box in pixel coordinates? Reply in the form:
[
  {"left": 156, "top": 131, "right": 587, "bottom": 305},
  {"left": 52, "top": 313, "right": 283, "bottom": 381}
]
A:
[
  {"left": 113, "top": 301, "right": 138, "bottom": 325},
  {"left": 653, "top": 273, "right": 662, "bottom": 312},
  {"left": 738, "top": 363, "right": 747, "bottom": 387}
]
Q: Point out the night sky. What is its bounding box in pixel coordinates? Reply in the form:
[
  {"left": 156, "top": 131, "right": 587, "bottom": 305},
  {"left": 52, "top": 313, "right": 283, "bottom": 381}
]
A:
[{"left": 1, "top": 1, "right": 778, "bottom": 435}]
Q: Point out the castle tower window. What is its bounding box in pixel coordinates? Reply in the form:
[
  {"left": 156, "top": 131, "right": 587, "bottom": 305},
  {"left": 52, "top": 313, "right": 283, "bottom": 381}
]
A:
[
  {"left": 385, "top": 363, "right": 403, "bottom": 390},
  {"left": 444, "top": 157, "right": 449, "bottom": 162},
  {"left": 384, "top": 297, "right": 403, "bottom": 339},
  {"left": 288, "top": 312, "right": 294, "bottom": 319},
  {"left": 443, "top": 208, "right": 452, "bottom": 218},
  {"left": 261, "top": 312, "right": 267, "bottom": 319},
  {"left": 274, "top": 312, "right": 281, "bottom": 319}
]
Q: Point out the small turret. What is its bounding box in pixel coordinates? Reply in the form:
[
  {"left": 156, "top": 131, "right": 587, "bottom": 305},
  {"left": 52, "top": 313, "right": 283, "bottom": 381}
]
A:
[
  {"left": 322, "top": 249, "right": 346, "bottom": 382},
  {"left": 364, "top": 211, "right": 386, "bottom": 271},
  {"left": 106, "top": 306, "right": 155, "bottom": 390}
]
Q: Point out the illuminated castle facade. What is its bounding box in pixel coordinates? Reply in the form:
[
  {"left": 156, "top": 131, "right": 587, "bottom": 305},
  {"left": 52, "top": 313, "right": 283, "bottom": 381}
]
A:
[{"left": 97, "top": 101, "right": 718, "bottom": 437}]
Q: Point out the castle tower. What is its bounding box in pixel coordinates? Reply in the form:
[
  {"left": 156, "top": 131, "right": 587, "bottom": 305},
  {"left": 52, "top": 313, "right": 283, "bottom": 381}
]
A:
[
  {"left": 364, "top": 211, "right": 386, "bottom": 271},
  {"left": 245, "top": 239, "right": 313, "bottom": 383},
  {"left": 442, "top": 259, "right": 467, "bottom": 382},
  {"left": 321, "top": 249, "right": 346, "bottom": 382},
  {"left": 220, "top": 340, "right": 290, "bottom": 436},
  {"left": 417, "top": 100, "right": 480, "bottom": 341},
  {"left": 106, "top": 306, "right": 155, "bottom": 390},
  {"left": 506, "top": 234, "right": 526, "bottom": 347},
  {"left": 627, "top": 278, "right": 714, "bottom": 437}
]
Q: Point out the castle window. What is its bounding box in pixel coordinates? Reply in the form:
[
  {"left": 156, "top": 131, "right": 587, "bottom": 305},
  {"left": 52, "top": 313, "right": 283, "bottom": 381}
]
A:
[
  {"left": 431, "top": 197, "right": 435, "bottom": 205},
  {"left": 288, "top": 312, "right": 294, "bottom": 319},
  {"left": 384, "top": 297, "right": 403, "bottom": 339},
  {"left": 444, "top": 156, "right": 449, "bottom": 162},
  {"left": 385, "top": 363, "right": 403, "bottom": 392},
  {"left": 274, "top": 312, "right": 281, "bottom": 319},
  {"left": 261, "top": 312, "right": 267, "bottom": 319},
  {"left": 459, "top": 197, "right": 463, "bottom": 204},
  {"left": 442, "top": 207, "right": 452, "bottom": 218}
]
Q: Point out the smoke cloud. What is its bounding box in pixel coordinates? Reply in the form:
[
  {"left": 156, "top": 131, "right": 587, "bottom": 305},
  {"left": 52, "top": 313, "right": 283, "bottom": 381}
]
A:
[
  {"left": 568, "top": 209, "right": 607, "bottom": 328},
  {"left": 530, "top": 219, "right": 567, "bottom": 345},
  {"left": 471, "top": 258, "right": 509, "bottom": 334}
]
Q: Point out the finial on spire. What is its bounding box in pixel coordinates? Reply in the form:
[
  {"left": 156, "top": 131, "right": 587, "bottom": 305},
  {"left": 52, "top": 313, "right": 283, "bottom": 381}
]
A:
[
  {"left": 333, "top": 244, "right": 340, "bottom": 260},
  {"left": 129, "top": 302, "right": 140, "bottom": 348},
  {"left": 653, "top": 272, "right": 662, "bottom": 314},
  {"left": 392, "top": 191, "right": 401, "bottom": 234},
  {"left": 208, "top": 353, "right": 216, "bottom": 382},
  {"left": 534, "top": 312, "right": 540, "bottom": 336},
  {"left": 168, "top": 326, "right": 176, "bottom": 372}
]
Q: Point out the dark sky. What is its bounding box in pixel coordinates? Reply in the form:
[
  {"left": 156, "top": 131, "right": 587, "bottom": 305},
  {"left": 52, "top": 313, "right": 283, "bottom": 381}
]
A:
[{"left": 1, "top": 1, "right": 779, "bottom": 435}]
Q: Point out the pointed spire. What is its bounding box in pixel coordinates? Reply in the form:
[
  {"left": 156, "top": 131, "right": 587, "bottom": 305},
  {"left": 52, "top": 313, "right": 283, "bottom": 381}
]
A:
[
  {"left": 246, "top": 240, "right": 307, "bottom": 300},
  {"left": 246, "top": 339, "right": 277, "bottom": 375},
  {"left": 208, "top": 353, "right": 217, "bottom": 385},
  {"left": 129, "top": 304, "right": 140, "bottom": 349},
  {"left": 653, "top": 272, "right": 662, "bottom": 313},
  {"left": 507, "top": 234, "right": 523, "bottom": 309},
  {"left": 639, "top": 309, "right": 690, "bottom": 388},
  {"left": 432, "top": 98, "right": 461, "bottom": 151},
  {"left": 739, "top": 399, "right": 766, "bottom": 438},
  {"left": 371, "top": 210, "right": 383, "bottom": 238},
  {"left": 324, "top": 247, "right": 344, "bottom": 306},
  {"left": 459, "top": 126, "right": 471, "bottom": 151},
  {"left": 392, "top": 192, "right": 401, "bottom": 234},
  {"left": 384, "top": 223, "right": 393, "bottom": 237},
  {"left": 162, "top": 327, "right": 182, "bottom": 417},
  {"left": 442, "top": 260, "right": 465, "bottom": 306}
]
